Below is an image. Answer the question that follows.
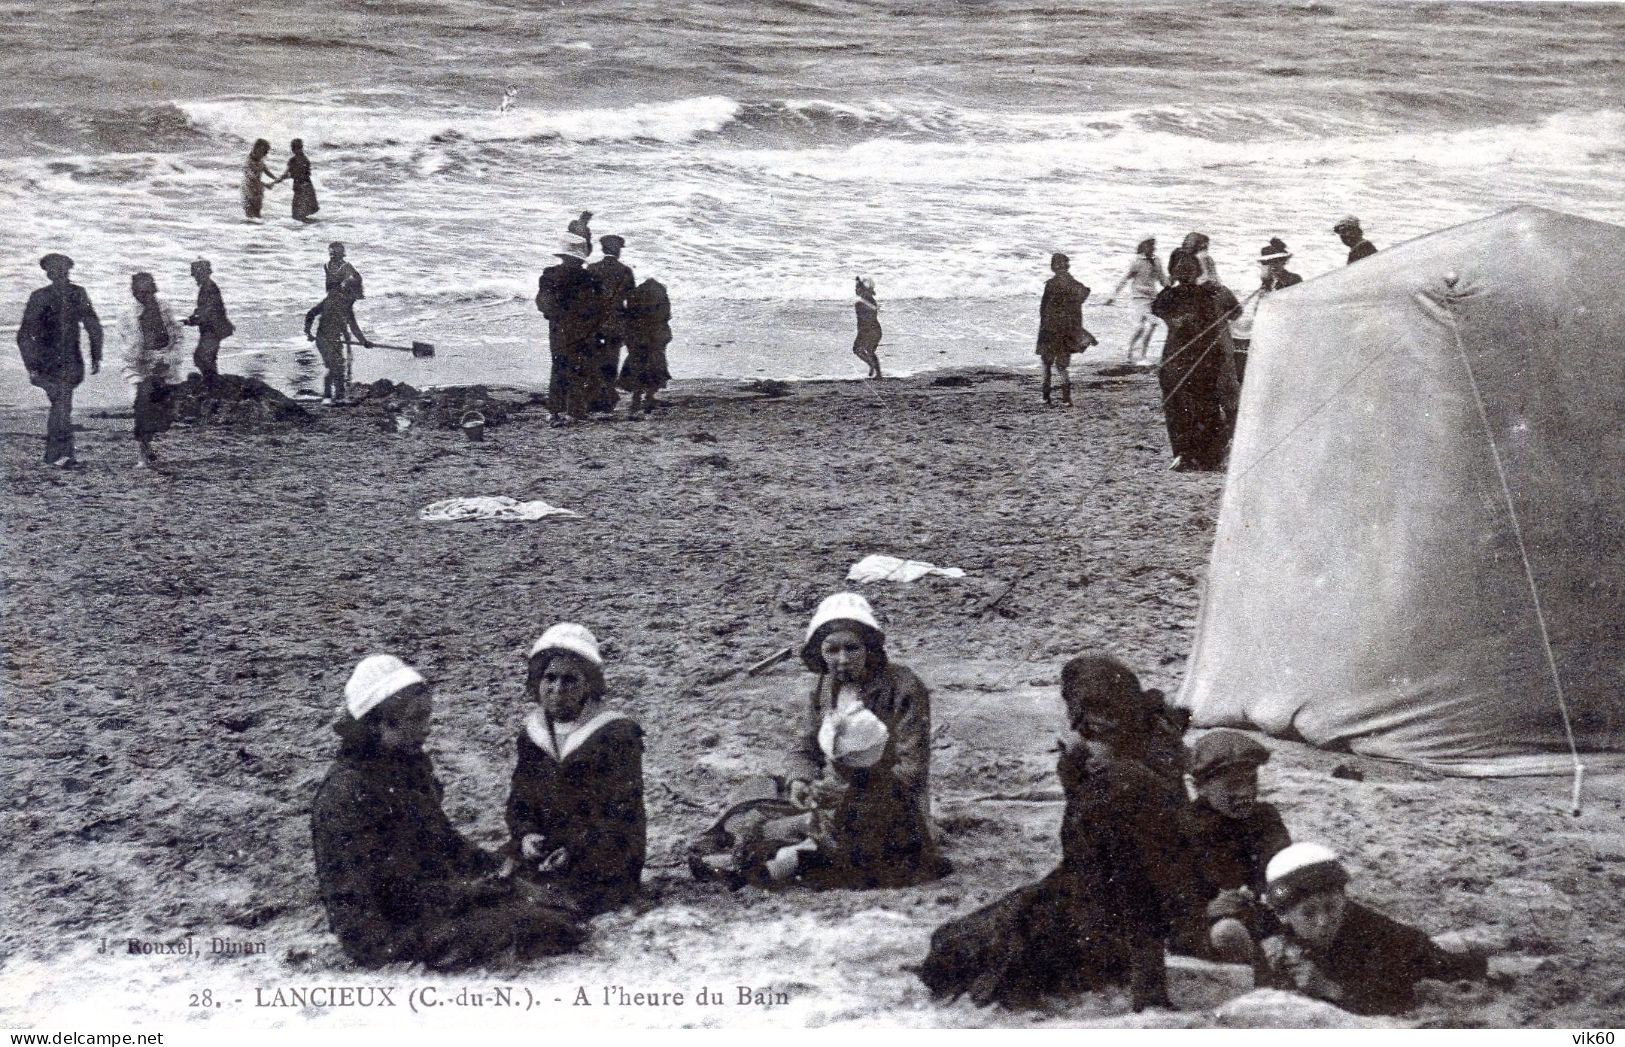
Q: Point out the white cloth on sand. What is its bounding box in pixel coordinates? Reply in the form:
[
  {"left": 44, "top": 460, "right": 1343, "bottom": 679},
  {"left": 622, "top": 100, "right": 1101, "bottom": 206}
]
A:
[
  {"left": 419, "top": 496, "right": 578, "bottom": 522},
  {"left": 846, "top": 554, "right": 966, "bottom": 584}
]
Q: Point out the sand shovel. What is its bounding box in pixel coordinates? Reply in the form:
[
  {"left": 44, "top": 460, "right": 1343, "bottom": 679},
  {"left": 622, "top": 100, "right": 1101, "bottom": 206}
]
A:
[{"left": 368, "top": 340, "right": 437, "bottom": 359}]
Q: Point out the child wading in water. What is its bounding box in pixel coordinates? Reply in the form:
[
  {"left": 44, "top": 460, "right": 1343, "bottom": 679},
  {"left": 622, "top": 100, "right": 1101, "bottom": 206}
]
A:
[
  {"left": 1173, "top": 730, "right": 1293, "bottom": 964},
  {"left": 310, "top": 655, "right": 582, "bottom": 969},
  {"left": 506, "top": 624, "right": 647, "bottom": 916},
  {"left": 1256, "top": 842, "right": 1490, "bottom": 1015}
]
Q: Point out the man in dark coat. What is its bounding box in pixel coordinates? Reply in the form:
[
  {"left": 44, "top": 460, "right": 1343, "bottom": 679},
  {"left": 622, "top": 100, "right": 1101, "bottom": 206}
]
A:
[
  {"left": 536, "top": 242, "right": 602, "bottom": 427},
  {"left": 586, "top": 234, "right": 635, "bottom": 415},
  {"left": 1334, "top": 216, "right": 1377, "bottom": 265},
  {"left": 1035, "top": 252, "right": 1096, "bottom": 406},
  {"left": 16, "top": 253, "right": 102, "bottom": 466},
  {"left": 183, "top": 258, "right": 233, "bottom": 384}
]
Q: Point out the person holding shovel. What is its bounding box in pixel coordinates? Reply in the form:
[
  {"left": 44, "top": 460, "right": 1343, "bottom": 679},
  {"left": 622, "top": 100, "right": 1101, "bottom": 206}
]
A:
[{"left": 304, "top": 274, "right": 371, "bottom": 404}]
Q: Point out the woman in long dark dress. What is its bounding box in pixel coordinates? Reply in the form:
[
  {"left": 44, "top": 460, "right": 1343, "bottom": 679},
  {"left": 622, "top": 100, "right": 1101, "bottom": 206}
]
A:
[
  {"left": 241, "top": 139, "right": 276, "bottom": 219},
  {"left": 1150, "top": 249, "right": 1241, "bottom": 471},
  {"left": 276, "top": 138, "right": 320, "bottom": 222}
]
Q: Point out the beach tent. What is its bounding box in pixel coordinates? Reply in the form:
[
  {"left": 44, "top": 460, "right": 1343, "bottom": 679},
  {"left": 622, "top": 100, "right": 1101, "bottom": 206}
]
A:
[{"left": 1176, "top": 206, "right": 1623, "bottom": 777}]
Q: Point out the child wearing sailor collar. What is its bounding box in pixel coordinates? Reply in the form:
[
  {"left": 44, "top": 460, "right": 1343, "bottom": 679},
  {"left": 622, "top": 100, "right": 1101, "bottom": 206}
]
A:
[{"left": 505, "top": 623, "right": 647, "bottom": 916}]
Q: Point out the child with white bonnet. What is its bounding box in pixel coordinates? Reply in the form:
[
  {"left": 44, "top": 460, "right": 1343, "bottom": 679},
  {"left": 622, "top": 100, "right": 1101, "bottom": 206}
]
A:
[
  {"left": 505, "top": 623, "right": 647, "bottom": 916},
  {"left": 310, "top": 654, "right": 582, "bottom": 969}
]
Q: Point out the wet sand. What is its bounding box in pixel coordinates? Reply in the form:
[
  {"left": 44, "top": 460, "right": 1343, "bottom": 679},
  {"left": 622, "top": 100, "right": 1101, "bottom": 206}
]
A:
[{"left": 2, "top": 365, "right": 1621, "bottom": 1029}]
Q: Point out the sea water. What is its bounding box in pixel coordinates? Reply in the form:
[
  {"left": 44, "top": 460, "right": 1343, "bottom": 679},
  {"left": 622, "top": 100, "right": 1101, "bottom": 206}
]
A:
[{"left": 2, "top": 0, "right": 1623, "bottom": 407}]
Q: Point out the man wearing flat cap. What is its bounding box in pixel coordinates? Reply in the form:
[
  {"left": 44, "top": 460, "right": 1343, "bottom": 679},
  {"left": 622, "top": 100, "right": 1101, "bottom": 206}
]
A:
[
  {"left": 16, "top": 253, "right": 102, "bottom": 467},
  {"left": 1333, "top": 216, "right": 1377, "bottom": 265},
  {"left": 587, "top": 234, "right": 635, "bottom": 415}
]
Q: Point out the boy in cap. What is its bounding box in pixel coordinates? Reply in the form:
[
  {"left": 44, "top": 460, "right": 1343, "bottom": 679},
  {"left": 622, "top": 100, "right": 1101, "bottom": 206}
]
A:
[
  {"left": 16, "top": 252, "right": 102, "bottom": 467},
  {"left": 587, "top": 234, "right": 635, "bottom": 414},
  {"left": 1333, "top": 217, "right": 1377, "bottom": 265},
  {"left": 1255, "top": 842, "right": 1488, "bottom": 1015},
  {"left": 1174, "top": 730, "right": 1293, "bottom": 964}
]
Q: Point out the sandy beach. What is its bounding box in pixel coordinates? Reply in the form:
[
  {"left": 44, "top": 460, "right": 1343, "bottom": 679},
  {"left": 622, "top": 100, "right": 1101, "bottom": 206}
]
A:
[{"left": 2, "top": 363, "right": 1621, "bottom": 1030}]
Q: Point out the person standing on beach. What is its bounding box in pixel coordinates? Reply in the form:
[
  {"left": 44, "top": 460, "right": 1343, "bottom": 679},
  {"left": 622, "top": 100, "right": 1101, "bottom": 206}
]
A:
[
  {"left": 1229, "top": 239, "right": 1302, "bottom": 384},
  {"left": 15, "top": 253, "right": 102, "bottom": 468},
  {"left": 1104, "top": 238, "right": 1168, "bottom": 367},
  {"left": 120, "top": 272, "right": 183, "bottom": 468},
  {"left": 852, "top": 276, "right": 882, "bottom": 379},
  {"left": 242, "top": 139, "right": 277, "bottom": 220},
  {"left": 618, "top": 277, "right": 672, "bottom": 419},
  {"left": 1151, "top": 249, "right": 1240, "bottom": 471},
  {"left": 587, "top": 235, "right": 635, "bottom": 415},
  {"left": 184, "top": 259, "right": 233, "bottom": 386},
  {"left": 1035, "top": 253, "right": 1095, "bottom": 407},
  {"left": 1333, "top": 216, "right": 1377, "bottom": 264},
  {"left": 304, "top": 274, "right": 372, "bottom": 404},
  {"left": 273, "top": 139, "right": 320, "bottom": 223},
  {"left": 536, "top": 241, "right": 602, "bottom": 427},
  {"left": 325, "top": 241, "right": 363, "bottom": 298}
]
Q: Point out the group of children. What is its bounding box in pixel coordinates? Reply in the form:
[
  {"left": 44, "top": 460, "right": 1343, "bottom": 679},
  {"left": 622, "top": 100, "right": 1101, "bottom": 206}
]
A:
[{"left": 311, "top": 593, "right": 1488, "bottom": 1015}]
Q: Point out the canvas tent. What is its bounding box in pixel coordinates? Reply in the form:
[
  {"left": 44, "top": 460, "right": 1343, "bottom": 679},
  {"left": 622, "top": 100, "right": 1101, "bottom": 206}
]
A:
[{"left": 1177, "top": 206, "right": 1623, "bottom": 776}]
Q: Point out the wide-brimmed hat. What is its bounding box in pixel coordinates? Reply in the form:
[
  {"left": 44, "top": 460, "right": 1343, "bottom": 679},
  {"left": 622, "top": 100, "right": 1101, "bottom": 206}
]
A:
[
  {"left": 1265, "top": 842, "right": 1349, "bottom": 910},
  {"left": 529, "top": 622, "right": 602, "bottom": 666},
  {"left": 1259, "top": 238, "right": 1292, "bottom": 262},
  {"left": 555, "top": 238, "right": 589, "bottom": 261},
  {"left": 344, "top": 654, "right": 426, "bottom": 721}
]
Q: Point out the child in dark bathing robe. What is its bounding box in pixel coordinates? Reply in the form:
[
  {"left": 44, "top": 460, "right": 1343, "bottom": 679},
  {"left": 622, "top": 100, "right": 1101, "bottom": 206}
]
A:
[
  {"left": 506, "top": 623, "right": 647, "bottom": 916},
  {"left": 1255, "top": 843, "right": 1489, "bottom": 1015},
  {"left": 1171, "top": 730, "right": 1293, "bottom": 964},
  {"left": 311, "top": 655, "right": 582, "bottom": 970},
  {"left": 916, "top": 655, "right": 1203, "bottom": 1011}
]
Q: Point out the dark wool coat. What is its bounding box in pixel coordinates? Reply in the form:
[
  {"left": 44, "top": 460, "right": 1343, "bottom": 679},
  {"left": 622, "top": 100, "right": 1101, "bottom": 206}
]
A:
[
  {"left": 1170, "top": 799, "right": 1292, "bottom": 953},
  {"left": 505, "top": 710, "right": 647, "bottom": 915},
  {"left": 1346, "top": 239, "right": 1377, "bottom": 264},
  {"left": 536, "top": 262, "right": 603, "bottom": 354},
  {"left": 784, "top": 663, "right": 940, "bottom": 887},
  {"left": 1151, "top": 282, "right": 1241, "bottom": 468},
  {"left": 1257, "top": 899, "right": 1488, "bottom": 1015},
  {"left": 310, "top": 735, "right": 496, "bottom": 966},
  {"left": 917, "top": 740, "right": 1202, "bottom": 1009},
  {"left": 1035, "top": 271, "right": 1094, "bottom": 359},
  {"left": 587, "top": 257, "right": 636, "bottom": 339},
  {"left": 17, "top": 283, "right": 102, "bottom": 385}
]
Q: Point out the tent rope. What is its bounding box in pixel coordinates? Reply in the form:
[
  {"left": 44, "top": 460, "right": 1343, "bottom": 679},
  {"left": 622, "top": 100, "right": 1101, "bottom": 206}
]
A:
[{"left": 1447, "top": 312, "right": 1585, "bottom": 814}]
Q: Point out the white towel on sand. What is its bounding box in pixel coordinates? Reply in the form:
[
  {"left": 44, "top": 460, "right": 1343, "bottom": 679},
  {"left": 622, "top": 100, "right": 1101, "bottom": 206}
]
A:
[
  {"left": 419, "top": 496, "right": 578, "bottom": 522},
  {"left": 846, "top": 554, "right": 966, "bottom": 583}
]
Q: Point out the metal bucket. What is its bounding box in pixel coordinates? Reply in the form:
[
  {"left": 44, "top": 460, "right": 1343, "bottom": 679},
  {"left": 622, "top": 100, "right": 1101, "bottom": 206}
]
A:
[{"left": 460, "top": 410, "right": 486, "bottom": 442}]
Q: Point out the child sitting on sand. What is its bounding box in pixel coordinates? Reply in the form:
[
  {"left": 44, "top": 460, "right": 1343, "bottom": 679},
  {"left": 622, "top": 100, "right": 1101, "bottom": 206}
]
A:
[
  {"left": 1173, "top": 730, "right": 1293, "bottom": 964},
  {"left": 775, "top": 592, "right": 945, "bottom": 888},
  {"left": 506, "top": 623, "right": 647, "bottom": 916},
  {"left": 310, "top": 655, "right": 582, "bottom": 969},
  {"left": 1255, "top": 842, "right": 1489, "bottom": 1014},
  {"left": 917, "top": 654, "right": 1201, "bottom": 1010}
]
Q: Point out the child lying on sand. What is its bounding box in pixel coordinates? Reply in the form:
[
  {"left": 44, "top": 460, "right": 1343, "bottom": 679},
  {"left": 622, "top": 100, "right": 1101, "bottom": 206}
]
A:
[{"left": 1256, "top": 842, "right": 1489, "bottom": 1015}]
